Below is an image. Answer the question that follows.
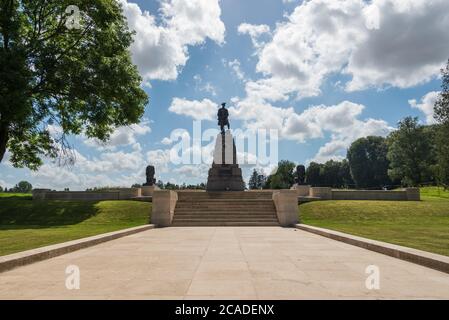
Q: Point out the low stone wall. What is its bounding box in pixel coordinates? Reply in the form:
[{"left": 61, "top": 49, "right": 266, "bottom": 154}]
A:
[
  {"left": 310, "top": 187, "right": 333, "bottom": 200},
  {"left": 293, "top": 186, "right": 420, "bottom": 201},
  {"left": 32, "top": 188, "right": 141, "bottom": 201}
]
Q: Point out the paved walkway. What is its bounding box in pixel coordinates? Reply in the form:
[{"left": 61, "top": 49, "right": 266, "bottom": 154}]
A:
[{"left": 1, "top": 227, "right": 449, "bottom": 299}]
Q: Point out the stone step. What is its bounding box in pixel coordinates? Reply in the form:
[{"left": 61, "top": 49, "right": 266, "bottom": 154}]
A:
[
  {"left": 173, "top": 214, "right": 277, "bottom": 219},
  {"left": 173, "top": 217, "right": 278, "bottom": 222},
  {"left": 175, "top": 206, "right": 274, "bottom": 209},
  {"left": 177, "top": 199, "right": 274, "bottom": 204},
  {"left": 176, "top": 207, "right": 274, "bottom": 211},
  {"left": 177, "top": 192, "right": 273, "bottom": 200},
  {"left": 174, "top": 212, "right": 276, "bottom": 216},
  {"left": 171, "top": 221, "right": 280, "bottom": 226},
  {"left": 174, "top": 207, "right": 275, "bottom": 211},
  {"left": 172, "top": 191, "right": 278, "bottom": 226},
  {"left": 175, "top": 208, "right": 276, "bottom": 214}
]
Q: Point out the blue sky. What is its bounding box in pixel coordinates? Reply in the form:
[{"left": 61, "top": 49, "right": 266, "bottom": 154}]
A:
[{"left": 0, "top": 0, "right": 447, "bottom": 190}]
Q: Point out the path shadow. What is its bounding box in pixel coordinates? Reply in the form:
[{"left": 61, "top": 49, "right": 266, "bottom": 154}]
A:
[{"left": 0, "top": 197, "right": 100, "bottom": 230}]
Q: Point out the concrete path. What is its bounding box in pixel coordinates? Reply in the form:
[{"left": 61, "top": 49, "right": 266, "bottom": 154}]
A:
[{"left": 1, "top": 227, "right": 449, "bottom": 299}]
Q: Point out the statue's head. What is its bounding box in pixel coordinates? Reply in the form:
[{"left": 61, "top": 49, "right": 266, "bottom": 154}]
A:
[{"left": 221, "top": 102, "right": 226, "bottom": 108}]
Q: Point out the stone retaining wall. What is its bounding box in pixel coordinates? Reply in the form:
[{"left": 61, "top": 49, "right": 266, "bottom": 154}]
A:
[
  {"left": 32, "top": 188, "right": 140, "bottom": 201},
  {"left": 292, "top": 186, "right": 420, "bottom": 201}
]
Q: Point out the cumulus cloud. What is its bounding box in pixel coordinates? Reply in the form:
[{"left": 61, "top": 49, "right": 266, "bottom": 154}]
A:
[
  {"left": 229, "top": 98, "right": 392, "bottom": 162},
  {"left": 409, "top": 91, "right": 440, "bottom": 125},
  {"left": 119, "top": 0, "right": 225, "bottom": 82},
  {"left": 84, "top": 121, "right": 151, "bottom": 150},
  {"left": 146, "top": 149, "right": 172, "bottom": 174},
  {"left": 250, "top": 0, "right": 449, "bottom": 99},
  {"left": 238, "top": 23, "right": 271, "bottom": 51},
  {"left": 227, "top": 59, "right": 246, "bottom": 81},
  {"left": 168, "top": 98, "right": 218, "bottom": 121},
  {"left": 173, "top": 164, "right": 209, "bottom": 181},
  {"left": 30, "top": 162, "right": 144, "bottom": 190}
]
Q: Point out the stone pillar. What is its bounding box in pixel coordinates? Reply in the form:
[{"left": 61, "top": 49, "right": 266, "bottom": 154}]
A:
[
  {"left": 152, "top": 190, "right": 178, "bottom": 227},
  {"left": 405, "top": 188, "right": 420, "bottom": 201},
  {"left": 310, "top": 187, "right": 332, "bottom": 200},
  {"left": 272, "top": 190, "right": 299, "bottom": 227},
  {"left": 291, "top": 185, "right": 311, "bottom": 197}
]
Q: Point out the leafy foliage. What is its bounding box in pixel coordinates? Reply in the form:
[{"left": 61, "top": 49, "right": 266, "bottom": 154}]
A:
[
  {"left": 434, "top": 59, "right": 449, "bottom": 187},
  {"left": 305, "top": 160, "right": 353, "bottom": 188},
  {"left": 347, "top": 136, "right": 391, "bottom": 189},
  {"left": 387, "top": 117, "right": 437, "bottom": 186},
  {"left": 12, "top": 180, "right": 33, "bottom": 193},
  {"left": 0, "top": 0, "right": 148, "bottom": 169},
  {"left": 248, "top": 169, "right": 267, "bottom": 190},
  {"left": 265, "top": 160, "right": 295, "bottom": 189}
]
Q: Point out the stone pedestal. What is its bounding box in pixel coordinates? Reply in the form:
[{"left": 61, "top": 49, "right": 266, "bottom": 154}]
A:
[
  {"left": 291, "top": 184, "right": 311, "bottom": 197},
  {"left": 206, "top": 131, "right": 245, "bottom": 191},
  {"left": 141, "top": 185, "right": 158, "bottom": 197}
]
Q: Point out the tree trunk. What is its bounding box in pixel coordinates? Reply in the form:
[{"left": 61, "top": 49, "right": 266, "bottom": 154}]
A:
[{"left": 0, "top": 123, "right": 9, "bottom": 163}]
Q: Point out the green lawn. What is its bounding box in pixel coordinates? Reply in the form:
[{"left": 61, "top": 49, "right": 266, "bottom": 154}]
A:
[
  {"left": 300, "top": 187, "right": 449, "bottom": 256},
  {"left": 0, "top": 193, "right": 32, "bottom": 198},
  {"left": 0, "top": 195, "right": 151, "bottom": 256}
]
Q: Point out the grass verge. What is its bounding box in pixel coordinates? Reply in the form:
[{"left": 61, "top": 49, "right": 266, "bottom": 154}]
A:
[
  {"left": 0, "top": 195, "right": 151, "bottom": 256},
  {"left": 300, "top": 187, "right": 449, "bottom": 256}
]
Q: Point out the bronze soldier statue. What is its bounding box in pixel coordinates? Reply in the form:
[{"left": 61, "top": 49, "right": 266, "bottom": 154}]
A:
[
  {"left": 217, "top": 103, "right": 230, "bottom": 135},
  {"left": 143, "top": 165, "right": 156, "bottom": 186}
]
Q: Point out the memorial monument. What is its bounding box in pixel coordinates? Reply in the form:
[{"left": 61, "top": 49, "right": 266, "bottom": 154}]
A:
[
  {"left": 206, "top": 103, "right": 245, "bottom": 191},
  {"left": 142, "top": 165, "right": 158, "bottom": 196},
  {"left": 291, "top": 164, "right": 311, "bottom": 197}
]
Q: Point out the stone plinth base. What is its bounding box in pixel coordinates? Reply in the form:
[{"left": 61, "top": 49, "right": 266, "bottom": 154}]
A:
[
  {"left": 141, "top": 185, "right": 159, "bottom": 197},
  {"left": 206, "top": 164, "right": 245, "bottom": 191}
]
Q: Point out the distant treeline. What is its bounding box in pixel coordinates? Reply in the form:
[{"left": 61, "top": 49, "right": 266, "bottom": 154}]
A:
[{"left": 248, "top": 117, "right": 444, "bottom": 190}]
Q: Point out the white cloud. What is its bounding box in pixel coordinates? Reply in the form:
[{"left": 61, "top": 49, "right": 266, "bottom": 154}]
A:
[
  {"left": 409, "top": 91, "right": 440, "bottom": 125},
  {"left": 193, "top": 74, "right": 217, "bottom": 96},
  {"left": 168, "top": 97, "right": 217, "bottom": 121},
  {"left": 229, "top": 97, "right": 392, "bottom": 162},
  {"left": 146, "top": 149, "right": 171, "bottom": 174},
  {"left": 249, "top": 0, "right": 449, "bottom": 99},
  {"left": 173, "top": 164, "right": 209, "bottom": 181},
  {"left": 119, "top": 0, "right": 225, "bottom": 82},
  {"left": 84, "top": 121, "right": 151, "bottom": 150},
  {"left": 228, "top": 59, "right": 245, "bottom": 81},
  {"left": 0, "top": 179, "right": 10, "bottom": 189},
  {"left": 309, "top": 117, "right": 393, "bottom": 163},
  {"left": 238, "top": 23, "right": 271, "bottom": 51}
]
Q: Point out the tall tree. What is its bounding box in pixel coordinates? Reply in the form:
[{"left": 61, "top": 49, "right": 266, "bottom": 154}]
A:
[
  {"left": 434, "top": 59, "right": 449, "bottom": 187},
  {"left": 13, "top": 180, "right": 32, "bottom": 193},
  {"left": 266, "top": 160, "right": 295, "bottom": 189},
  {"left": 339, "top": 159, "right": 354, "bottom": 188},
  {"left": 248, "top": 169, "right": 259, "bottom": 190},
  {"left": 347, "top": 136, "right": 390, "bottom": 189},
  {"left": 322, "top": 160, "right": 342, "bottom": 188},
  {"left": 305, "top": 162, "right": 323, "bottom": 186},
  {"left": 0, "top": 1, "right": 148, "bottom": 169},
  {"left": 387, "top": 117, "right": 437, "bottom": 186}
]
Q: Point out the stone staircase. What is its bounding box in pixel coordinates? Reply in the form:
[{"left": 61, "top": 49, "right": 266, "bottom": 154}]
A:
[{"left": 172, "top": 191, "right": 279, "bottom": 226}]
